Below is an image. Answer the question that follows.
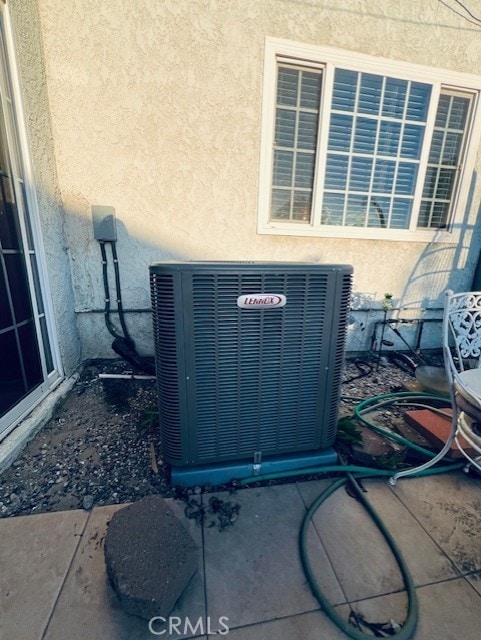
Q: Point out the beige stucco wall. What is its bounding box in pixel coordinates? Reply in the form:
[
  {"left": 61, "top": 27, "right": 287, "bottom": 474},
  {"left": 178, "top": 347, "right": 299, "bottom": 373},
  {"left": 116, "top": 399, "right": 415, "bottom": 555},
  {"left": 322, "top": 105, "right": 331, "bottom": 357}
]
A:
[{"left": 34, "top": 0, "right": 481, "bottom": 357}]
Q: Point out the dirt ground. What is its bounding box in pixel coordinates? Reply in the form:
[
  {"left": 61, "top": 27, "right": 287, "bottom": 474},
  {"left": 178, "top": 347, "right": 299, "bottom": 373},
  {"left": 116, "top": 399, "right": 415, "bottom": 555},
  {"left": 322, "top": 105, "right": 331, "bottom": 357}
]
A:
[
  {"left": 0, "top": 353, "right": 446, "bottom": 518},
  {"left": 0, "top": 360, "right": 169, "bottom": 517}
]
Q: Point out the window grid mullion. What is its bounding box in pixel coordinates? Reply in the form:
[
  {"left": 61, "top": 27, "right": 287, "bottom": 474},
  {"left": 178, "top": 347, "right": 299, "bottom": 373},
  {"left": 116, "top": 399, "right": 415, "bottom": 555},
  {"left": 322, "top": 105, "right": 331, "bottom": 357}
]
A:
[
  {"left": 424, "top": 96, "right": 456, "bottom": 228},
  {"left": 410, "top": 82, "right": 441, "bottom": 231},
  {"left": 343, "top": 158, "right": 353, "bottom": 228},
  {"left": 311, "top": 63, "right": 332, "bottom": 226},
  {"left": 352, "top": 73, "right": 369, "bottom": 228},
  {"left": 390, "top": 80, "right": 413, "bottom": 229},
  {"left": 373, "top": 77, "right": 393, "bottom": 227},
  {"left": 426, "top": 118, "right": 449, "bottom": 226},
  {"left": 289, "top": 71, "right": 302, "bottom": 221},
  {"left": 367, "top": 115, "right": 382, "bottom": 228}
]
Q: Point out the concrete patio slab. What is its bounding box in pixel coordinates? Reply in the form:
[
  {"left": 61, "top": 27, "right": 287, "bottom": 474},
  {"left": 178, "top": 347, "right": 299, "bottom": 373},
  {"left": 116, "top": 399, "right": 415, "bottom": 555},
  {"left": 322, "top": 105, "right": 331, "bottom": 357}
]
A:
[
  {"left": 1, "top": 471, "right": 481, "bottom": 640},
  {"left": 390, "top": 472, "right": 481, "bottom": 574},
  {"left": 356, "top": 477, "right": 460, "bottom": 584},
  {"left": 297, "top": 478, "right": 406, "bottom": 601},
  {"left": 41, "top": 504, "right": 151, "bottom": 640},
  {"left": 465, "top": 571, "right": 481, "bottom": 597},
  {"left": 203, "top": 483, "right": 345, "bottom": 630},
  {"left": 351, "top": 577, "right": 481, "bottom": 639},
  {"left": 219, "top": 609, "right": 348, "bottom": 639},
  {"left": 0, "top": 509, "right": 88, "bottom": 640},
  {"left": 42, "top": 501, "right": 206, "bottom": 640}
]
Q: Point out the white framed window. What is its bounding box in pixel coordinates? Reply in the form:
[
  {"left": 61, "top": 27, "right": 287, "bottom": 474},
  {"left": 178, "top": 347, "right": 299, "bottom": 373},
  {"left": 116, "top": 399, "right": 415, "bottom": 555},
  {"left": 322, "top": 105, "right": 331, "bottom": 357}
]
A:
[{"left": 258, "top": 38, "right": 481, "bottom": 242}]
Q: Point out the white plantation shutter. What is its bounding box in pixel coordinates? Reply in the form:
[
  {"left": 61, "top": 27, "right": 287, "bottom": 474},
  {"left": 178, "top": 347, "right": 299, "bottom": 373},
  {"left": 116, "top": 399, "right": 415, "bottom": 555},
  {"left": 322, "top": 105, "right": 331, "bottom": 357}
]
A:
[
  {"left": 319, "top": 70, "right": 432, "bottom": 229},
  {"left": 271, "top": 66, "right": 322, "bottom": 222},
  {"left": 419, "top": 92, "right": 471, "bottom": 228}
]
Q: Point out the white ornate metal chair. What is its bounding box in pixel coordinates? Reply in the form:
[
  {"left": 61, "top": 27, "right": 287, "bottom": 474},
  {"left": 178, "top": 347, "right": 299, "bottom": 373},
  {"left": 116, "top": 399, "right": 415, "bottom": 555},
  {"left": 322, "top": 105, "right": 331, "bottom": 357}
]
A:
[
  {"left": 442, "top": 290, "right": 481, "bottom": 471},
  {"left": 390, "top": 289, "right": 481, "bottom": 484}
]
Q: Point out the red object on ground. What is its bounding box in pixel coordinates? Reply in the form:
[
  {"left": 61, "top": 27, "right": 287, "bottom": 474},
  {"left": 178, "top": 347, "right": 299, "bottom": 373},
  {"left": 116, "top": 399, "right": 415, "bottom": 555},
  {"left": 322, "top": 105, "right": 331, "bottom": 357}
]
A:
[{"left": 404, "top": 409, "right": 475, "bottom": 459}]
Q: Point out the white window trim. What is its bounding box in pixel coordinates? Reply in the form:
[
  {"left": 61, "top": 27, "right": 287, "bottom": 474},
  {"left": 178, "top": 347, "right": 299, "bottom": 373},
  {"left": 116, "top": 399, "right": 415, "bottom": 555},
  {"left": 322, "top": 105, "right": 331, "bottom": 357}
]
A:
[{"left": 258, "top": 37, "right": 481, "bottom": 243}]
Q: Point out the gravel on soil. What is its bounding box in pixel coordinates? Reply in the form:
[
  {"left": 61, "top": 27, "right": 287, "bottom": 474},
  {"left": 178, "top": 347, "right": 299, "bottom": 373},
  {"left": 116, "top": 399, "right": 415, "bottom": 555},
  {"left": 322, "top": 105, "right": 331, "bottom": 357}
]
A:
[
  {"left": 0, "top": 354, "right": 444, "bottom": 518},
  {"left": 0, "top": 360, "right": 169, "bottom": 518}
]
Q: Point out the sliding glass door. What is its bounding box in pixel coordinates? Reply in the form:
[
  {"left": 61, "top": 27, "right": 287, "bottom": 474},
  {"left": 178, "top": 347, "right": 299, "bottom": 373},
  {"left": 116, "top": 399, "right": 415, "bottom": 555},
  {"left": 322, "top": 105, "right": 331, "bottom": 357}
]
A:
[{"left": 0, "top": 10, "right": 60, "bottom": 439}]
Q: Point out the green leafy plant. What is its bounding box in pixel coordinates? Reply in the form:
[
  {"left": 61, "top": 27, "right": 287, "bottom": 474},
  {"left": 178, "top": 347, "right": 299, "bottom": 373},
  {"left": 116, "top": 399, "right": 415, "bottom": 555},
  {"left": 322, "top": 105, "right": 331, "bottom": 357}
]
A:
[
  {"left": 382, "top": 292, "right": 394, "bottom": 312},
  {"left": 137, "top": 409, "right": 159, "bottom": 433},
  {"left": 336, "top": 416, "right": 363, "bottom": 446}
]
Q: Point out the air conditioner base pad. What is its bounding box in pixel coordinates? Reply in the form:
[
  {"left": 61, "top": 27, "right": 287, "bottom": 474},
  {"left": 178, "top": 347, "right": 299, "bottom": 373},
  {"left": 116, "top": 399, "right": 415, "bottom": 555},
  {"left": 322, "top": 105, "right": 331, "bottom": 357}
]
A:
[{"left": 170, "top": 447, "right": 338, "bottom": 487}]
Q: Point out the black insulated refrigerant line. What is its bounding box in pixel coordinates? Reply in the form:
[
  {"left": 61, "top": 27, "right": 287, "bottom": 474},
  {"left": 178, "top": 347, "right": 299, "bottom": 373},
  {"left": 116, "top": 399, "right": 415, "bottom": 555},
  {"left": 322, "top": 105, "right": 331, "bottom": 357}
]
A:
[{"left": 98, "top": 239, "right": 155, "bottom": 375}]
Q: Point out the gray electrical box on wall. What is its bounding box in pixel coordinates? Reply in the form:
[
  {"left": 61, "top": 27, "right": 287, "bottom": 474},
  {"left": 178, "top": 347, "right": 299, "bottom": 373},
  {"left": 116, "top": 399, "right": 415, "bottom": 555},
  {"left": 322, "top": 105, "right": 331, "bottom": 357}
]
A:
[{"left": 92, "top": 205, "right": 117, "bottom": 241}]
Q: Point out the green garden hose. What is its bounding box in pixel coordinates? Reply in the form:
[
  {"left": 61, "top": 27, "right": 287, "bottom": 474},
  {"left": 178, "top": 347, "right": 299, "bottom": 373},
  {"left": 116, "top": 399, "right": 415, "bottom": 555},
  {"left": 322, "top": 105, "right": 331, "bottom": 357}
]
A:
[
  {"left": 353, "top": 391, "right": 452, "bottom": 458},
  {"left": 299, "top": 471, "right": 418, "bottom": 640},
  {"left": 239, "top": 391, "right": 464, "bottom": 639}
]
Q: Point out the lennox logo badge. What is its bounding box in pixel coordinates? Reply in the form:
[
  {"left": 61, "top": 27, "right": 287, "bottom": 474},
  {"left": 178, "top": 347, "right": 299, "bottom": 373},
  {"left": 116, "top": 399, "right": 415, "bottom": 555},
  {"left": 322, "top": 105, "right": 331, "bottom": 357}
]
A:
[{"left": 237, "top": 294, "right": 286, "bottom": 309}]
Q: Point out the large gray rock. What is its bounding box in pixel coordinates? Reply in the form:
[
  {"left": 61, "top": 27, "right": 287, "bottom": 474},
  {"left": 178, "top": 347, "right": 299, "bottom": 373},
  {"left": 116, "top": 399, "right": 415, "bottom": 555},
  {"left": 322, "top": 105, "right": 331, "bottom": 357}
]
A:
[{"left": 104, "top": 495, "right": 198, "bottom": 620}]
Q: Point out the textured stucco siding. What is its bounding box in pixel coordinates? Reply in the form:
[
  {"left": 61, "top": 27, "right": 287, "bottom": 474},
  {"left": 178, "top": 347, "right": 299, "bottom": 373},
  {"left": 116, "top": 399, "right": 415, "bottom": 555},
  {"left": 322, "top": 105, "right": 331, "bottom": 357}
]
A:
[
  {"left": 35, "top": 0, "right": 481, "bottom": 357},
  {"left": 8, "top": 0, "right": 81, "bottom": 373}
]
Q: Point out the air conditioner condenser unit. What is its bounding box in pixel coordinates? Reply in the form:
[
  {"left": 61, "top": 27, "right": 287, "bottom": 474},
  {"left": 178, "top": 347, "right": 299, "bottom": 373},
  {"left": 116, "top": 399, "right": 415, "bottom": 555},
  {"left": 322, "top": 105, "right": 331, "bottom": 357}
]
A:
[{"left": 149, "top": 262, "right": 353, "bottom": 486}]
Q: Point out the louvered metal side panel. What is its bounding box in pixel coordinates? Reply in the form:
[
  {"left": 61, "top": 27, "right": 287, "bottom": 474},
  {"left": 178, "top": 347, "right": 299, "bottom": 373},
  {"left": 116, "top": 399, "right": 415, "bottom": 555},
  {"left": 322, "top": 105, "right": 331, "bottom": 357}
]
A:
[
  {"left": 149, "top": 272, "right": 184, "bottom": 463},
  {"left": 320, "top": 272, "right": 353, "bottom": 446},
  {"left": 186, "top": 270, "right": 347, "bottom": 464}
]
